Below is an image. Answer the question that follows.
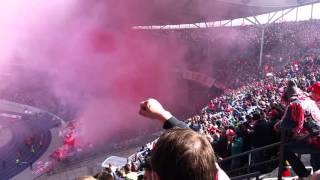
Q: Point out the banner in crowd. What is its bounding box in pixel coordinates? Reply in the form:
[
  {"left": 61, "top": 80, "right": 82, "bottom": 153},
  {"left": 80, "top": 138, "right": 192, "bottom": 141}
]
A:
[{"left": 179, "top": 70, "right": 226, "bottom": 89}]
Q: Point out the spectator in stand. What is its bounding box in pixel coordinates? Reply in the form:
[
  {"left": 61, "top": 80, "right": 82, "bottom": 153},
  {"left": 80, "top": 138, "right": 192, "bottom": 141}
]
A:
[
  {"left": 230, "top": 129, "right": 244, "bottom": 170},
  {"left": 139, "top": 98, "right": 230, "bottom": 180},
  {"left": 96, "top": 172, "right": 113, "bottom": 180},
  {"left": 152, "top": 128, "right": 217, "bottom": 180},
  {"left": 213, "top": 129, "right": 232, "bottom": 171},
  {"left": 124, "top": 163, "right": 137, "bottom": 180},
  {"left": 275, "top": 80, "right": 320, "bottom": 179},
  {"left": 251, "top": 111, "right": 278, "bottom": 173},
  {"left": 126, "top": 22, "right": 320, "bottom": 178}
]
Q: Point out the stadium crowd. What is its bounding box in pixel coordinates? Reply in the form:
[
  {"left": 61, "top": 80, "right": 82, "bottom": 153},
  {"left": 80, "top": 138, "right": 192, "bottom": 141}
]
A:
[
  {"left": 1, "top": 20, "right": 320, "bottom": 179},
  {"left": 157, "top": 20, "right": 320, "bottom": 89},
  {"left": 78, "top": 20, "right": 320, "bottom": 180}
]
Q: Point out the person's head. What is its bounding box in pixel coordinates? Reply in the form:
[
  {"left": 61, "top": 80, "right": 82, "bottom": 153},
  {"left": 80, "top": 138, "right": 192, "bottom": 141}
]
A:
[
  {"left": 226, "top": 129, "right": 236, "bottom": 141},
  {"left": 151, "top": 128, "right": 217, "bottom": 180},
  {"left": 252, "top": 112, "right": 261, "bottom": 121},
  {"left": 124, "top": 163, "right": 131, "bottom": 174},
  {"left": 308, "top": 82, "right": 320, "bottom": 102},
  {"left": 131, "top": 161, "right": 137, "bottom": 172},
  {"left": 96, "top": 172, "right": 113, "bottom": 180},
  {"left": 115, "top": 168, "right": 125, "bottom": 178},
  {"left": 283, "top": 80, "right": 300, "bottom": 103}
]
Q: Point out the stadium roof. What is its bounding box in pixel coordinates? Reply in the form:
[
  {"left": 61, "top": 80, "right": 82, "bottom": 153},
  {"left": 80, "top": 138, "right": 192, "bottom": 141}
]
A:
[{"left": 130, "top": 0, "right": 318, "bottom": 25}]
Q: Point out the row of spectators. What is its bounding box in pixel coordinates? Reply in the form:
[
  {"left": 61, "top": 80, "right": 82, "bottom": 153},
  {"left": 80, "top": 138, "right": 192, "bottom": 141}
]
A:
[
  {"left": 92, "top": 162, "right": 140, "bottom": 180},
  {"left": 78, "top": 54, "right": 320, "bottom": 179},
  {"left": 186, "top": 54, "right": 320, "bottom": 175},
  {"left": 150, "top": 20, "right": 320, "bottom": 89},
  {"left": 106, "top": 21, "right": 320, "bottom": 179},
  {"left": 4, "top": 19, "right": 320, "bottom": 180},
  {"left": 81, "top": 51, "right": 320, "bottom": 179},
  {"left": 2, "top": 21, "right": 320, "bottom": 123}
]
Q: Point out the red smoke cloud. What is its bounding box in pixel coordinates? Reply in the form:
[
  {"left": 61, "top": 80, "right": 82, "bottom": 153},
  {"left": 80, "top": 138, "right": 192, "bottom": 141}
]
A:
[
  {"left": 0, "top": 0, "right": 255, "bottom": 146},
  {"left": 0, "top": 0, "right": 188, "bottom": 145}
]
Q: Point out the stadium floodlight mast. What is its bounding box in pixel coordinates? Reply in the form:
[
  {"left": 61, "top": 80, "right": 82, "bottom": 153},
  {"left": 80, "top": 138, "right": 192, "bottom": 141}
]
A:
[
  {"left": 245, "top": 7, "right": 296, "bottom": 68},
  {"left": 132, "top": 2, "right": 318, "bottom": 69}
]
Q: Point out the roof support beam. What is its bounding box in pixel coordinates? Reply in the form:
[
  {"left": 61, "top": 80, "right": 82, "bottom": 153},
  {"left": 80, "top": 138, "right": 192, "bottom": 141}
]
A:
[
  {"left": 222, "top": 19, "right": 232, "bottom": 26},
  {"left": 296, "top": 7, "right": 299, "bottom": 21},
  {"left": 253, "top": 16, "right": 261, "bottom": 25},
  {"left": 270, "top": 8, "right": 295, "bottom": 24},
  {"left": 244, "top": 17, "right": 257, "bottom": 25},
  {"left": 311, "top": 3, "right": 314, "bottom": 19},
  {"left": 267, "top": 11, "right": 278, "bottom": 24},
  {"left": 258, "top": 27, "right": 265, "bottom": 68},
  {"left": 193, "top": 23, "right": 201, "bottom": 28}
]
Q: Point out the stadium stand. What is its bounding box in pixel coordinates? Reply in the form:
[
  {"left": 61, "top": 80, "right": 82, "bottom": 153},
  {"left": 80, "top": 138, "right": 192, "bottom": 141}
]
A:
[
  {"left": 87, "top": 20, "right": 320, "bottom": 180},
  {"left": 4, "top": 1, "right": 320, "bottom": 180}
]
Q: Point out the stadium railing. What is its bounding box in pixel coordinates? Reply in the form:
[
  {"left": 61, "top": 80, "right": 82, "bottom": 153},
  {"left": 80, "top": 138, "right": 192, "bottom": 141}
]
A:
[{"left": 221, "top": 129, "right": 320, "bottom": 180}]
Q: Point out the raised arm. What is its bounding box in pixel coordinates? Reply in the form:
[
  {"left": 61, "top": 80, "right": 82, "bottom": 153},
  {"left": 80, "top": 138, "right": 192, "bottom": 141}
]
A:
[{"left": 139, "top": 98, "right": 189, "bottom": 129}]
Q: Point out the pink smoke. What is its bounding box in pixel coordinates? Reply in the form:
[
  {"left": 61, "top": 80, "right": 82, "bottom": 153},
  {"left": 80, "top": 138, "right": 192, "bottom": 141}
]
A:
[
  {"left": 0, "top": 0, "right": 189, "bottom": 145},
  {"left": 0, "top": 0, "right": 257, "bottom": 147}
]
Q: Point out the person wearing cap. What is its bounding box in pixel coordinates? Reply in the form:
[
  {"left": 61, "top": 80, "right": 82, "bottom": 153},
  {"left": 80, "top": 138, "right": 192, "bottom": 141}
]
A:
[
  {"left": 275, "top": 80, "right": 320, "bottom": 179},
  {"left": 213, "top": 128, "right": 234, "bottom": 171},
  {"left": 308, "top": 81, "right": 320, "bottom": 103},
  {"left": 228, "top": 129, "right": 244, "bottom": 170}
]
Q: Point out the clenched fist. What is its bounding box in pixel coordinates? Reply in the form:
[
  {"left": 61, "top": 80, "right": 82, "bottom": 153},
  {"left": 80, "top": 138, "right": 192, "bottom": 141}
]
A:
[{"left": 139, "top": 98, "right": 172, "bottom": 123}]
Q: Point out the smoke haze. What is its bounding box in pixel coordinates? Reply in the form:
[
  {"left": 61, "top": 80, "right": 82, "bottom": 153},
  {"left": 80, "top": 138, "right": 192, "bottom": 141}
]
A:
[
  {"left": 0, "top": 0, "right": 262, "bottom": 146},
  {"left": 0, "top": 0, "right": 188, "bottom": 145}
]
